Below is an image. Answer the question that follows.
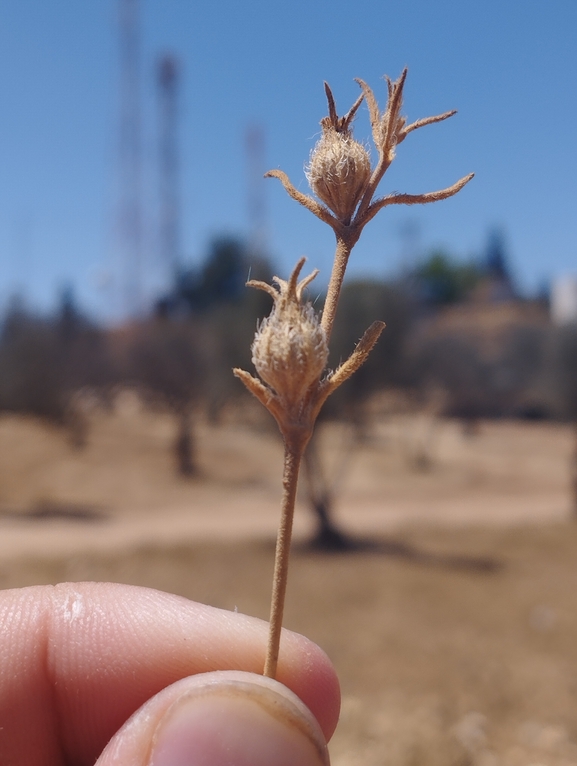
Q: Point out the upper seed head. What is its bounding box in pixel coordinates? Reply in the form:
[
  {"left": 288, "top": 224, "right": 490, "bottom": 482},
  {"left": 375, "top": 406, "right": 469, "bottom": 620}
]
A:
[{"left": 306, "top": 127, "right": 371, "bottom": 224}]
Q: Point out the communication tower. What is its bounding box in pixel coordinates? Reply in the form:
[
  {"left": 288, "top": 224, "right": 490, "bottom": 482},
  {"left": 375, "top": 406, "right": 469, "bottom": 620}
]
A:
[
  {"left": 245, "top": 124, "right": 269, "bottom": 259},
  {"left": 118, "top": 0, "right": 143, "bottom": 317},
  {"left": 157, "top": 54, "right": 181, "bottom": 282}
]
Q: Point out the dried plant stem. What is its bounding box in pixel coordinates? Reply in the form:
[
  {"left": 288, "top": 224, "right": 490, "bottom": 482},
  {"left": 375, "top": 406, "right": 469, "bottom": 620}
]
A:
[
  {"left": 264, "top": 439, "right": 306, "bottom": 678},
  {"left": 321, "top": 235, "right": 356, "bottom": 341},
  {"left": 236, "top": 69, "right": 473, "bottom": 683}
]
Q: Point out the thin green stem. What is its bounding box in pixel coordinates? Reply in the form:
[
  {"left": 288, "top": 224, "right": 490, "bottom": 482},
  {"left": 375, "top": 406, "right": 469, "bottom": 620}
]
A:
[{"left": 264, "top": 441, "right": 305, "bottom": 678}]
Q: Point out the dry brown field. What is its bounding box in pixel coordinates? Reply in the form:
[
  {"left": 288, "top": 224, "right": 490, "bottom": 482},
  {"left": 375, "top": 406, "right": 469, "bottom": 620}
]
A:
[{"left": 1, "top": 401, "right": 576, "bottom": 766}]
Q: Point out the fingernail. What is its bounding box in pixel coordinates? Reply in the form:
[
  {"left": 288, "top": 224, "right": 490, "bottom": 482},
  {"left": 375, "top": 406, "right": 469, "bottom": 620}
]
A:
[{"left": 149, "top": 672, "right": 329, "bottom": 766}]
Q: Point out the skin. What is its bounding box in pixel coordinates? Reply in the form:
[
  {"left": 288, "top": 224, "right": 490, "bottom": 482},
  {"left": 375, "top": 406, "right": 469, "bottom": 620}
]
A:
[{"left": 0, "top": 582, "right": 340, "bottom": 766}]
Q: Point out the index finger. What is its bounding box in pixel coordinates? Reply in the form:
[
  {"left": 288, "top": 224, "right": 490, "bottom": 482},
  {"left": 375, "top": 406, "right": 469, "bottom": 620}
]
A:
[{"left": 0, "top": 582, "right": 340, "bottom": 766}]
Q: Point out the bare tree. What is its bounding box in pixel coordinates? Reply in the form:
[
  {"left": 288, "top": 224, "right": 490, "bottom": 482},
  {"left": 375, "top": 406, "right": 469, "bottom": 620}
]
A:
[
  {"left": 555, "top": 325, "right": 577, "bottom": 516},
  {"left": 302, "top": 420, "right": 359, "bottom": 549},
  {"left": 0, "top": 295, "right": 113, "bottom": 448},
  {"left": 126, "top": 317, "right": 205, "bottom": 477}
]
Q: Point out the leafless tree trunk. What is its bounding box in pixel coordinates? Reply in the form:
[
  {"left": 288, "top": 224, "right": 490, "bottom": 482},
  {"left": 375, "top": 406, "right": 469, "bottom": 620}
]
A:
[
  {"left": 302, "top": 426, "right": 355, "bottom": 550},
  {"left": 174, "top": 408, "right": 196, "bottom": 477},
  {"left": 569, "top": 420, "right": 577, "bottom": 521}
]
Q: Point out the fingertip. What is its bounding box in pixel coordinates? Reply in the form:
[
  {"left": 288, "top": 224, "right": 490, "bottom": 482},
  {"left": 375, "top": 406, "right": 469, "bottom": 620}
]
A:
[
  {"left": 276, "top": 635, "right": 341, "bottom": 741},
  {"left": 1, "top": 583, "right": 341, "bottom": 763}
]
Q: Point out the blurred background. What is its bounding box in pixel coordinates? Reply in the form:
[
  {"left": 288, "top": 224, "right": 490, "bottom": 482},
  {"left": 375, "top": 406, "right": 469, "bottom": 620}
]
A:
[{"left": 1, "top": 2, "right": 577, "bottom": 765}]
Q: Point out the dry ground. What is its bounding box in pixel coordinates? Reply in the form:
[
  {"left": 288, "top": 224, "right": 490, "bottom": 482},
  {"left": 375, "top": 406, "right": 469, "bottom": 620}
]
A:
[{"left": 0, "top": 403, "right": 576, "bottom": 766}]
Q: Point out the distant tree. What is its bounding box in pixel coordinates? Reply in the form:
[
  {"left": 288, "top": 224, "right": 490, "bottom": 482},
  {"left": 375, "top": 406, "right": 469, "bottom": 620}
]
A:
[
  {"left": 556, "top": 325, "right": 577, "bottom": 415},
  {"left": 304, "top": 279, "right": 414, "bottom": 548},
  {"left": 302, "top": 426, "right": 354, "bottom": 550},
  {"left": 484, "top": 229, "right": 511, "bottom": 283},
  {"left": 54, "top": 287, "right": 116, "bottom": 446},
  {"left": 327, "top": 279, "right": 413, "bottom": 429},
  {"left": 412, "top": 250, "right": 482, "bottom": 306},
  {"left": 158, "top": 236, "right": 249, "bottom": 315},
  {"left": 410, "top": 333, "right": 491, "bottom": 419},
  {"left": 0, "top": 302, "right": 65, "bottom": 424},
  {"left": 199, "top": 237, "right": 246, "bottom": 307},
  {"left": 499, "top": 324, "right": 550, "bottom": 418},
  {"left": 478, "top": 229, "right": 516, "bottom": 302},
  {"left": 408, "top": 323, "right": 549, "bottom": 424},
  {"left": 154, "top": 236, "right": 275, "bottom": 421},
  {"left": 203, "top": 255, "right": 274, "bottom": 421},
  {"left": 555, "top": 324, "right": 577, "bottom": 516},
  {"left": 126, "top": 317, "right": 206, "bottom": 477},
  {"left": 0, "top": 292, "right": 113, "bottom": 447}
]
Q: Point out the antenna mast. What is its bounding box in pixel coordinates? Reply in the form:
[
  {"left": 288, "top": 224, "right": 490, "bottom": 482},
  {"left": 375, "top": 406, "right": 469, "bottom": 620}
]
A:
[
  {"left": 118, "top": 0, "right": 143, "bottom": 317},
  {"left": 157, "top": 54, "right": 181, "bottom": 283},
  {"left": 245, "top": 124, "right": 268, "bottom": 260}
]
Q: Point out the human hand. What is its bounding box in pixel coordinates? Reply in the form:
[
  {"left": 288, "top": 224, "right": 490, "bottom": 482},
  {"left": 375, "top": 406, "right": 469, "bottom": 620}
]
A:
[{"left": 0, "top": 582, "right": 340, "bottom": 765}]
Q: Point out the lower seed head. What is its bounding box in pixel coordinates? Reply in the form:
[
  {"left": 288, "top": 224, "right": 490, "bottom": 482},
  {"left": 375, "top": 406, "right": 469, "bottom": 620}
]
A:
[{"left": 252, "top": 300, "right": 328, "bottom": 412}]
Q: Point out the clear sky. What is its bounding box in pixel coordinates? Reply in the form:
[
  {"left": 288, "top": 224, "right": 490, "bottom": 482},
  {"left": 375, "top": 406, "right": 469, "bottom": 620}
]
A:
[{"left": 0, "top": 0, "right": 575, "bottom": 319}]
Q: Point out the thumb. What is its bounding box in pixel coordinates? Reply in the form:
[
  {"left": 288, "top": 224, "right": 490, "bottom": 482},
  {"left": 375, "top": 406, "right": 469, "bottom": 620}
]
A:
[{"left": 96, "top": 670, "right": 331, "bottom": 766}]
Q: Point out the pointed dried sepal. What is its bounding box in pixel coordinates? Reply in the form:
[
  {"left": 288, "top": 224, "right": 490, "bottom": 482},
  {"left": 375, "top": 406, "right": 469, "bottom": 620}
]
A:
[
  {"left": 324, "top": 320, "right": 386, "bottom": 396},
  {"left": 355, "top": 78, "right": 383, "bottom": 150},
  {"left": 233, "top": 368, "right": 286, "bottom": 423},
  {"left": 382, "top": 68, "right": 408, "bottom": 156},
  {"left": 356, "top": 69, "right": 408, "bottom": 160},
  {"left": 285, "top": 255, "right": 306, "bottom": 296},
  {"left": 233, "top": 367, "right": 272, "bottom": 407},
  {"left": 307, "top": 319, "right": 385, "bottom": 423},
  {"left": 322, "top": 82, "right": 364, "bottom": 134},
  {"left": 296, "top": 268, "right": 320, "bottom": 299},
  {"left": 354, "top": 69, "right": 409, "bottom": 219},
  {"left": 245, "top": 279, "right": 279, "bottom": 300},
  {"left": 324, "top": 82, "right": 339, "bottom": 127},
  {"left": 363, "top": 172, "right": 474, "bottom": 225},
  {"left": 398, "top": 109, "right": 457, "bottom": 143},
  {"left": 265, "top": 169, "right": 338, "bottom": 229}
]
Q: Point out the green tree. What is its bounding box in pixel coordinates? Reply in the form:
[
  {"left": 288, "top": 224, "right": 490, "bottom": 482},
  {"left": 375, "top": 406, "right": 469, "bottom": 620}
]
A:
[{"left": 414, "top": 250, "right": 481, "bottom": 305}]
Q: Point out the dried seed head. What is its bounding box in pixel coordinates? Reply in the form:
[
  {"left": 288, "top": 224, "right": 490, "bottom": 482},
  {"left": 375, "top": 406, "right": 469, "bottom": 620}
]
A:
[
  {"left": 306, "top": 128, "right": 371, "bottom": 224},
  {"left": 250, "top": 258, "right": 328, "bottom": 414}
]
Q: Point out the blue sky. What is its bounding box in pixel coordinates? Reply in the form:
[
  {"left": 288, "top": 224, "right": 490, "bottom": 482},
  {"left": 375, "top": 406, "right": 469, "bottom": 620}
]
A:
[{"left": 0, "top": 0, "right": 575, "bottom": 319}]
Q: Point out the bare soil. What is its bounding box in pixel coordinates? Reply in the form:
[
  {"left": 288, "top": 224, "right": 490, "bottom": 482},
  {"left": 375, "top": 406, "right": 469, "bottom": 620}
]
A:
[{"left": 1, "top": 403, "right": 576, "bottom": 766}]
